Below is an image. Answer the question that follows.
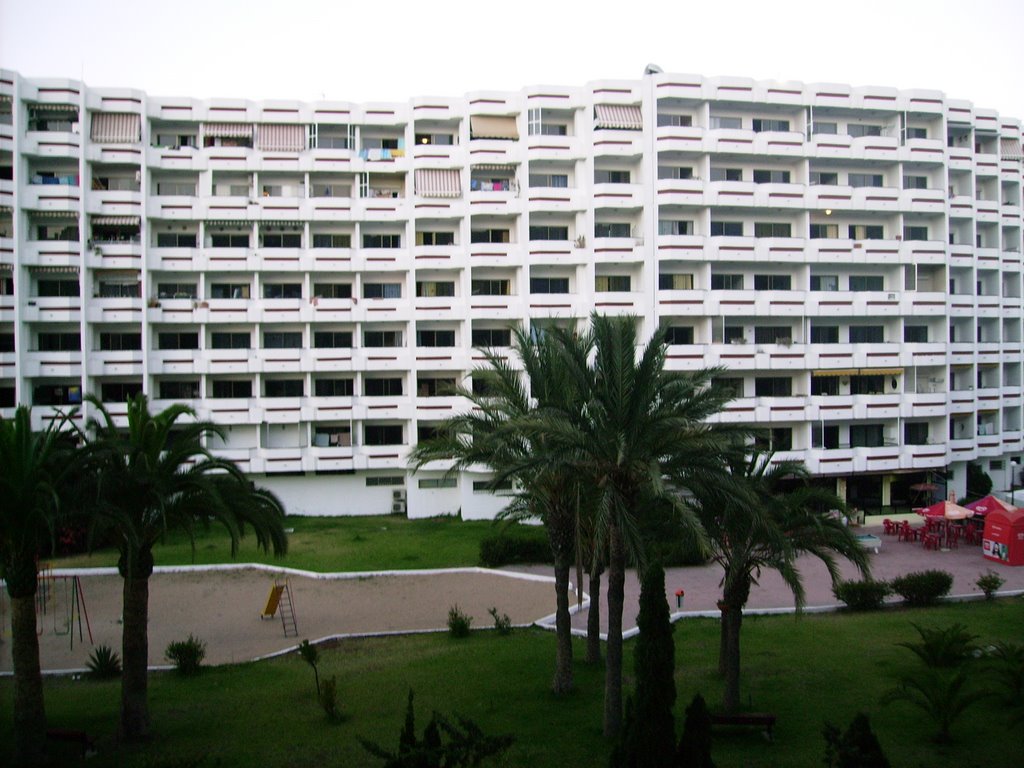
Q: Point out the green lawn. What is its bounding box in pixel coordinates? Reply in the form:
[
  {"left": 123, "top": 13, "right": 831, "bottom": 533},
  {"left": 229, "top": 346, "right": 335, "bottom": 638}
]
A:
[
  {"left": 52, "top": 514, "right": 503, "bottom": 572},
  {"left": 2, "top": 600, "right": 1022, "bottom": 767}
]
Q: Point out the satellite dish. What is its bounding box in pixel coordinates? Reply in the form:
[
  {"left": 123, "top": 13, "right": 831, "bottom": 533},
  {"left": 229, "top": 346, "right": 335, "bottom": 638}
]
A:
[{"left": 644, "top": 63, "right": 663, "bottom": 75}]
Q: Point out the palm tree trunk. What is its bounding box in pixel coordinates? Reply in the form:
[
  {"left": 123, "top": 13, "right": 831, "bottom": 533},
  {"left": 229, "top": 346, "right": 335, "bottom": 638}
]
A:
[
  {"left": 586, "top": 566, "right": 602, "bottom": 664},
  {"left": 718, "top": 604, "right": 728, "bottom": 676},
  {"left": 552, "top": 559, "right": 574, "bottom": 694},
  {"left": 603, "top": 523, "right": 626, "bottom": 737},
  {"left": 722, "top": 579, "right": 749, "bottom": 714},
  {"left": 121, "top": 571, "right": 151, "bottom": 740},
  {"left": 10, "top": 586, "right": 47, "bottom": 766}
]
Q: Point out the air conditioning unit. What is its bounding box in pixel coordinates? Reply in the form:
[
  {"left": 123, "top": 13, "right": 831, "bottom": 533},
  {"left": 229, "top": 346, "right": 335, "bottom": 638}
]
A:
[
  {"left": 392, "top": 488, "right": 407, "bottom": 501},
  {"left": 391, "top": 502, "right": 406, "bottom": 514}
]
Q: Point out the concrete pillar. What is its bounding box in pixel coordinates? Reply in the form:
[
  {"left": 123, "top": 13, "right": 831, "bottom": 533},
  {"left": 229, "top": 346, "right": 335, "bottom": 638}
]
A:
[{"left": 881, "top": 475, "right": 892, "bottom": 507}]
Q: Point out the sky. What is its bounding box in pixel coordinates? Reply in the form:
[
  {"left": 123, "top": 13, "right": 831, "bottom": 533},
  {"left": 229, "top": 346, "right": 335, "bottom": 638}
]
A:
[{"left": 2, "top": 0, "right": 1023, "bottom": 119}]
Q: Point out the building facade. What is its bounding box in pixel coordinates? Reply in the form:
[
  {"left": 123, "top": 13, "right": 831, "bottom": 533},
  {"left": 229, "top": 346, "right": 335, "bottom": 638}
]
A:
[{"left": 0, "top": 68, "right": 1022, "bottom": 517}]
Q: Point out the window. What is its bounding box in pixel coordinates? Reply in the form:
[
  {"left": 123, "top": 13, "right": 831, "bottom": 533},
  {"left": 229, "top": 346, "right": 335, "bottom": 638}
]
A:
[
  {"left": 265, "top": 379, "right": 303, "bottom": 398},
  {"left": 32, "top": 384, "right": 82, "bottom": 406},
  {"left": 416, "top": 231, "right": 455, "bottom": 246},
  {"left": 416, "top": 329, "right": 455, "bottom": 347},
  {"left": 313, "top": 282, "right": 352, "bottom": 299},
  {"left": 904, "top": 422, "right": 929, "bottom": 445},
  {"left": 709, "top": 116, "right": 742, "bottom": 129},
  {"left": 263, "top": 332, "right": 302, "bottom": 349},
  {"left": 594, "top": 222, "right": 631, "bottom": 238},
  {"left": 754, "top": 326, "right": 792, "bottom": 344},
  {"left": 848, "top": 173, "right": 884, "bottom": 188},
  {"left": 362, "top": 233, "right": 401, "bottom": 249},
  {"left": 752, "top": 118, "right": 790, "bottom": 133},
  {"left": 0, "top": 333, "right": 13, "bottom": 352},
  {"left": 657, "top": 113, "right": 692, "bottom": 127},
  {"left": 210, "top": 283, "right": 250, "bottom": 299},
  {"left": 657, "top": 166, "right": 693, "bottom": 180},
  {"left": 709, "top": 167, "right": 743, "bottom": 182},
  {"left": 812, "top": 424, "right": 841, "bottom": 449},
  {"left": 753, "top": 222, "right": 792, "bottom": 238},
  {"left": 847, "top": 124, "right": 883, "bottom": 138},
  {"left": 753, "top": 274, "right": 792, "bottom": 290},
  {"left": 261, "top": 231, "right": 301, "bottom": 248},
  {"left": 472, "top": 328, "right": 511, "bottom": 347},
  {"left": 530, "top": 277, "right": 569, "bottom": 294},
  {"left": 470, "top": 229, "right": 510, "bottom": 244},
  {"left": 471, "top": 279, "right": 509, "bottom": 296},
  {"left": 711, "top": 274, "right": 743, "bottom": 290},
  {"left": 809, "top": 224, "right": 839, "bottom": 239},
  {"left": 365, "top": 475, "right": 405, "bottom": 487},
  {"left": 906, "top": 127, "right": 928, "bottom": 140},
  {"left": 473, "top": 479, "right": 513, "bottom": 492},
  {"left": 658, "top": 220, "right": 693, "bottom": 236},
  {"left": 724, "top": 326, "right": 745, "bottom": 343},
  {"left": 312, "top": 233, "right": 351, "bottom": 248},
  {"left": 363, "top": 330, "right": 403, "bottom": 347},
  {"left": 418, "top": 477, "right": 457, "bottom": 489},
  {"left": 528, "top": 173, "right": 569, "bottom": 188},
  {"left": 364, "top": 378, "right": 403, "bottom": 397},
  {"left": 156, "top": 232, "right": 198, "bottom": 248},
  {"left": 665, "top": 326, "right": 694, "bottom": 345},
  {"left": 850, "top": 375, "right": 884, "bottom": 395},
  {"left": 35, "top": 332, "right": 80, "bottom": 352},
  {"left": 314, "top": 377, "right": 354, "bottom": 397},
  {"left": 313, "top": 425, "right": 351, "bottom": 447},
  {"left": 712, "top": 377, "right": 743, "bottom": 398},
  {"left": 710, "top": 221, "right": 743, "bottom": 237},
  {"left": 810, "top": 325, "right": 839, "bottom": 344},
  {"left": 811, "top": 376, "right": 840, "bottom": 396},
  {"left": 363, "top": 283, "right": 402, "bottom": 299},
  {"left": 211, "top": 332, "right": 250, "bottom": 349},
  {"left": 159, "top": 380, "right": 200, "bottom": 399},
  {"left": 37, "top": 279, "right": 79, "bottom": 297},
  {"left": 99, "top": 332, "right": 141, "bottom": 351},
  {"left": 416, "top": 281, "right": 455, "bottom": 298},
  {"left": 211, "top": 379, "right": 252, "bottom": 398},
  {"left": 759, "top": 427, "right": 793, "bottom": 451},
  {"left": 849, "top": 326, "right": 884, "bottom": 344},
  {"left": 849, "top": 275, "right": 884, "bottom": 292},
  {"left": 414, "top": 132, "right": 455, "bottom": 145},
  {"left": 810, "top": 275, "right": 839, "bottom": 291},
  {"left": 417, "top": 377, "right": 457, "bottom": 397},
  {"left": 903, "top": 175, "right": 928, "bottom": 190},
  {"left": 659, "top": 273, "right": 694, "bottom": 290},
  {"left": 904, "top": 325, "right": 929, "bottom": 343},
  {"left": 364, "top": 424, "right": 403, "bottom": 446},
  {"left": 754, "top": 377, "right": 792, "bottom": 397},
  {"left": 594, "top": 169, "right": 631, "bottom": 184},
  {"left": 263, "top": 283, "right": 301, "bottom": 299},
  {"left": 157, "top": 332, "right": 198, "bottom": 350},
  {"left": 529, "top": 225, "right": 569, "bottom": 241},
  {"left": 849, "top": 225, "right": 884, "bottom": 240},
  {"left": 98, "top": 281, "right": 140, "bottom": 298},
  {"left": 753, "top": 170, "right": 791, "bottom": 184},
  {"left": 903, "top": 226, "right": 929, "bottom": 241},
  {"left": 850, "top": 423, "right": 885, "bottom": 448},
  {"left": 812, "top": 122, "right": 838, "bottom": 135},
  {"left": 596, "top": 275, "right": 631, "bottom": 292},
  {"left": 809, "top": 171, "right": 839, "bottom": 186},
  {"left": 210, "top": 233, "right": 250, "bottom": 248},
  {"left": 313, "top": 331, "right": 353, "bottom": 348}
]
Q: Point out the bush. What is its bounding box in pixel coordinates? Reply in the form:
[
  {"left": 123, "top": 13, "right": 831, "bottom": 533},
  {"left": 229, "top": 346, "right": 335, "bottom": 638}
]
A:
[
  {"left": 966, "top": 462, "right": 993, "bottom": 499},
  {"left": 823, "top": 712, "right": 890, "bottom": 768},
  {"left": 319, "top": 675, "right": 340, "bottom": 721},
  {"left": 165, "top": 634, "right": 207, "bottom": 676},
  {"left": 976, "top": 570, "right": 1006, "bottom": 600},
  {"left": 890, "top": 570, "right": 953, "bottom": 607},
  {"left": 677, "top": 693, "right": 714, "bottom": 768},
  {"left": 488, "top": 607, "right": 512, "bottom": 636},
  {"left": 833, "top": 579, "right": 891, "bottom": 611},
  {"left": 298, "top": 639, "right": 321, "bottom": 696},
  {"left": 478, "top": 526, "right": 552, "bottom": 567},
  {"left": 447, "top": 605, "right": 473, "bottom": 638},
  {"left": 85, "top": 644, "right": 121, "bottom": 680}
]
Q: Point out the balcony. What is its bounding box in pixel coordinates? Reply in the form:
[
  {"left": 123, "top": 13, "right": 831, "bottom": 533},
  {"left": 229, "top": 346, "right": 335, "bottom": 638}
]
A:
[
  {"left": 146, "top": 145, "right": 203, "bottom": 171},
  {"left": 23, "top": 130, "right": 81, "bottom": 158},
  {"left": 87, "top": 349, "right": 143, "bottom": 376},
  {"left": 85, "top": 296, "right": 143, "bottom": 324},
  {"left": 86, "top": 240, "right": 142, "bottom": 270},
  {"left": 22, "top": 296, "right": 80, "bottom": 323},
  {"left": 21, "top": 351, "right": 82, "bottom": 378},
  {"left": 655, "top": 124, "right": 704, "bottom": 153},
  {"left": 591, "top": 129, "right": 643, "bottom": 156},
  {"left": 23, "top": 181, "right": 81, "bottom": 212}
]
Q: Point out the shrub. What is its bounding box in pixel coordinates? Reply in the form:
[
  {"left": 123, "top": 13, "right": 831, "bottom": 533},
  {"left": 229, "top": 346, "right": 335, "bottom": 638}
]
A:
[
  {"left": 447, "top": 605, "right": 473, "bottom": 638},
  {"left": 631, "top": 562, "right": 676, "bottom": 767},
  {"left": 165, "top": 634, "right": 207, "bottom": 676},
  {"left": 890, "top": 570, "right": 953, "bottom": 607},
  {"left": 976, "top": 570, "right": 1005, "bottom": 600},
  {"left": 833, "top": 579, "right": 891, "bottom": 611},
  {"left": 897, "top": 623, "right": 978, "bottom": 668},
  {"left": 487, "top": 607, "right": 512, "bottom": 636},
  {"left": 319, "top": 675, "right": 340, "bottom": 721},
  {"left": 966, "top": 462, "right": 993, "bottom": 499},
  {"left": 478, "top": 526, "right": 552, "bottom": 567},
  {"left": 85, "top": 644, "right": 121, "bottom": 680},
  {"left": 677, "top": 693, "right": 714, "bottom": 768},
  {"left": 823, "top": 712, "right": 890, "bottom": 768},
  {"left": 298, "top": 639, "right": 321, "bottom": 696}
]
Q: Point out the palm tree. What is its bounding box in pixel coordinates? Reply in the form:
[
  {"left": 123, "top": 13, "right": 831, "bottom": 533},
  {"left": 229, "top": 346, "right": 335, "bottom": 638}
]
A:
[
  {"left": 410, "top": 325, "right": 590, "bottom": 694},
  {"left": 688, "top": 447, "right": 871, "bottom": 713},
  {"left": 0, "top": 405, "right": 80, "bottom": 766},
  {"left": 535, "top": 315, "right": 737, "bottom": 736},
  {"left": 83, "top": 394, "right": 288, "bottom": 739}
]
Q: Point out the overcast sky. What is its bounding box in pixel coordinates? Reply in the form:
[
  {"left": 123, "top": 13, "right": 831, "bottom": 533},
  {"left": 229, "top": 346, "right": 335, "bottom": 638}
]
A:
[{"left": 2, "top": 0, "right": 1023, "bottom": 119}]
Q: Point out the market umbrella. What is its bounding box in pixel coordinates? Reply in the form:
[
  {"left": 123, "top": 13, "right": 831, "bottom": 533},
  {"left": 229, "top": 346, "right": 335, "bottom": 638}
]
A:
[
  {"left": 920, "top": 500, "right": 975, "bottom": 520},
  {"left": 964, "top": 495, "right": 1017, "bottom": 517}
]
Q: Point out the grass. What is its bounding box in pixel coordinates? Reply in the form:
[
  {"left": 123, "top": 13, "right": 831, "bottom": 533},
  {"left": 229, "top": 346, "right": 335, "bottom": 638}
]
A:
[
  {"left": 2, "top": 600, "right": 1022, "bottom": 767},
  {"left": 52, "top": 514, "right": 504, "bottom": 572}
]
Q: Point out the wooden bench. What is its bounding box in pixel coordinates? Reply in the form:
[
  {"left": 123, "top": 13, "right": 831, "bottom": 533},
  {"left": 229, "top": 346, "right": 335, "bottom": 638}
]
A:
[
  {"left": 709, "top": 712, "right": 777, "bottom": 741},
  {"left": 46, "top": 728, "right": 96, "bottom": 759}
]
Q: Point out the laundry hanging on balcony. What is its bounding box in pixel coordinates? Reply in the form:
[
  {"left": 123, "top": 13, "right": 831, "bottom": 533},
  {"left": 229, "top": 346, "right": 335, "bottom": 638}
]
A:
[
  {"left": 414, "top": 169, "right": 461, "bottom": 198},
  {"left": 594, "top": 104, "right": 643, "bottom": 130},
  {"left": 256, "top": 124, "right": 306, "bottom": 152},
  {"left": 90, "top": 112, "right": 141, "bottom": 143}
]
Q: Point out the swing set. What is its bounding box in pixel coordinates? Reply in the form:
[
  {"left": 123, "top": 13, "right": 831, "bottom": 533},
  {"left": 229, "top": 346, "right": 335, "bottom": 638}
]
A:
[{"left": 36, "top": 563, "right": 94, "bottom": 650}]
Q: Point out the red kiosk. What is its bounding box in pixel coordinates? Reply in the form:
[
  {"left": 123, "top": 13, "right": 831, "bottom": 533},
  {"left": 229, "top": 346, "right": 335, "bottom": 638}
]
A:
[{"left": 982, "top": 509, "right": 1024, "bottom": 566}]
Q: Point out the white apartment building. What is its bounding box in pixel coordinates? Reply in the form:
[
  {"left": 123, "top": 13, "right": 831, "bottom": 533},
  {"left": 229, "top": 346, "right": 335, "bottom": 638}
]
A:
[{"left": 1, "top": 68, "right": 1022, "bottom": 518}]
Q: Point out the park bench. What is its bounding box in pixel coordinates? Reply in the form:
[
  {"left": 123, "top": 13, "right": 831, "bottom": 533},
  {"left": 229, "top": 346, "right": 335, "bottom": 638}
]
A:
[
  {"left": 709, "top": 712, "right": 777, "bottom": 741},
  {"left": 46, "top": 727, "right": 96, "bottom": 759}
]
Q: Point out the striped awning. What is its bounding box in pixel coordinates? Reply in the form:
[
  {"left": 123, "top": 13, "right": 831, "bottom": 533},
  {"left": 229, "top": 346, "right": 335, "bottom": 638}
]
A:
[
  {"left": 259, "top": 220, "right": 302, "bottom": 229},
  {"left": 860, "top": 368, "right": 903, "bottom": 376},
  {"left": 471, "top": 163, "right": 516, "bottom": 171},
  {"left": 29, "top": 265, "right": 79, "bottom": 274},
  {"left": 415, "top": 168, "right": 462, "bottom": 198},
  {"left": 30, "top": 103, "right": 77, "bottom": 114},
  {"left": 29, "top": 210, "right": 77, "bottom": 219},
  {"left": 92, "top": 215, "right": 140, "bottom": 227},
  {"left": 203, "top": 123, "right": 253, "bottom": 139},
  {"left": 595, "top": 104, "right": 643, "bottom": 130},
  {"left": 90, "top": 112, "right": 141, "bottom": 143},
  {"left": 205, "top": 219, "right": 251, "bottom": 227},
  {"left": 0, "top": 263, "right": 12, "bottom": 272},
  {"left": 812, "top": 369, "right": 859, "bottom": 377},
  {"left": 1001, "top": 137, "right": 1023, "bottom": 160},
  {"left": 257, "top": 124, "right": 306, "bottom": 152},
  {"left": 470, "top": 115, "right": 518, "bottom": 140}
]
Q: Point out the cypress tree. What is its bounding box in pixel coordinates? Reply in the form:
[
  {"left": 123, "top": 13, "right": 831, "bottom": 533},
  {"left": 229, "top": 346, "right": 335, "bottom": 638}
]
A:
[
  {"left": 632, "top": 562, "right": 677, "bottom": 767},
  {"left": 677, "top": 693, "right": 715, "bottom": 768}
]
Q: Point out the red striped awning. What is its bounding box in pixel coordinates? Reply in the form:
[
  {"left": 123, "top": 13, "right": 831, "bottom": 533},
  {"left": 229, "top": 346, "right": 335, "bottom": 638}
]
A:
[
  {"left": 203, "top": 122, "right": 253, "bottom": 139},
  {"left": 594, "top": 104, "right": 643, "bottom": 130},
  {"left": 414, "top": 169, "right": 462, "bottom": 198},
  {"left": 1001, "top": 137, "right": 1023, "bottom": 160},
  {"left": 257, "top": 124, "right": 306, "bottom": 152},
  {"left": 90, "top": 112, "right": 141, "bottom": 143}
]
